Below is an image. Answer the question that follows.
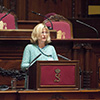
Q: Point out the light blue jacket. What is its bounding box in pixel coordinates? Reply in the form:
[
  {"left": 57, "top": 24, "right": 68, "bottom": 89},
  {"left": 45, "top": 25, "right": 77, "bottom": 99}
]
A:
[{"left": 21, "top": 44, "right": 58, "bottom": 70}]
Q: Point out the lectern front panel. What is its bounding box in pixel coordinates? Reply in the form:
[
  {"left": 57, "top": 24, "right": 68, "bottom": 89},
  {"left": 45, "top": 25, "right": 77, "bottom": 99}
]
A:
[
  {"left": 40, "top": 65, "right": 75, "bottom": 85},
  {"left": 29, "top": 60, "right": 79, "bottom": 90}
]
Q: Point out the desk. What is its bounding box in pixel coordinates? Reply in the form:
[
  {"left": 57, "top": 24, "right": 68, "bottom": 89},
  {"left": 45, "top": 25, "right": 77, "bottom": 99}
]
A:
[
  {"left": 18, "top": 89, "right": 100, "bottom": 100},
  {"left": 0, "top": 89, "right": 100, "bottom": 100},
  {"left": 0, "top": 90, "right": 17, "bottom": 100},
  {"left": 0, "top": 29, "right": 56, "bottom": 40}
]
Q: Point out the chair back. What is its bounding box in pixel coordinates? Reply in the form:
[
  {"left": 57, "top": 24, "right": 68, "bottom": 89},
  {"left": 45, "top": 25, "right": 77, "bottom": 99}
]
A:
[
  {"left": 44, "top": 14, "right": 73, "bottom": 39},
  {"left": 44, "top": 12, "right": 56, "bottom": 20},
  {"left": 0, "top": 13, "right": 17, "bottom": 29},
  {"left": 0, "top": 6, "right": 18, "bottom": 29}
]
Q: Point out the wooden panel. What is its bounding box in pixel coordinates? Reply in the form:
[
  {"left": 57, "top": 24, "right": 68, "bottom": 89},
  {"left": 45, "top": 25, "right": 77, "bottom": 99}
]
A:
[
  {"left": 17, "top": 20, "right": 40, "bottom": 29},
  {"left": 27, "top": 0, "right": 72, "bottom": 20},
  {"left": 0, "top": 91, "right": 17, "bottom": 100},
  {"left": 2, "top": 0, "right": 100, "bottom": 21},
  {"left": 0, "top": 60, "right": 24, "bottom": 88},
  {"left": 88, "top": 0, "right": 100, "bottom": 5},
  {"left": 0, "top": 39, "right": 26, "bottom": 88},
  {"left": 2, "top": 0, "right": 73, "bottom": 20},
  {"left": 16, "top": 0, "right": 26, "bottom": 20},
  {"left": 18, "top": 90, "right": 100, "bottom": 100},
  {"left": 69, "top": 18, "right": 100, "bottom": 38}
]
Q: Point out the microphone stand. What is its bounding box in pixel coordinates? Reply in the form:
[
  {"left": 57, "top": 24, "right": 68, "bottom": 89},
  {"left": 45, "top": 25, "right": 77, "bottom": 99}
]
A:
[
  {"left": 0, "top": 9, "right": 12, "bottom": 21},
  {"left": 31, "top": 11, "right": 53, "bottom": 30},
  {"left": 25, "top": 54, "right": 41, "bottom": 90},
  {"left": 76, "top": 20, "right": 99, "bottom": 38},
  {"left": 57, "top": 54, "right": 71, "bottom": 61}
]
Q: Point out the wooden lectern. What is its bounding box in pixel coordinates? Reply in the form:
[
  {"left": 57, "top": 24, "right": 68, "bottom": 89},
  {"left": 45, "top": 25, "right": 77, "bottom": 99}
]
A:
[{"left": 29, "top": 60, "right": 79, "bottom": 90}]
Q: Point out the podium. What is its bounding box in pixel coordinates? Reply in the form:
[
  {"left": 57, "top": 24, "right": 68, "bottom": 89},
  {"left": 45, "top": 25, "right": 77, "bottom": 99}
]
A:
[{"left": 29, "top": 60, "right": 79, "bottom": 90}]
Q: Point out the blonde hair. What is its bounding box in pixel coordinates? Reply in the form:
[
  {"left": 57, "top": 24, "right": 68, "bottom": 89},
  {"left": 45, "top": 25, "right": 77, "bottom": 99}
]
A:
[{"left": 30, "top": 23, "right": 51, "bottom": 45}]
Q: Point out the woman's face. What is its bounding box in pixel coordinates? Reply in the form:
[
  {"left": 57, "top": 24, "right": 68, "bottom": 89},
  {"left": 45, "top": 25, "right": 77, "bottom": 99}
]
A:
[{"left": 38, "top": 28, "right": 49, "bottom": 42}]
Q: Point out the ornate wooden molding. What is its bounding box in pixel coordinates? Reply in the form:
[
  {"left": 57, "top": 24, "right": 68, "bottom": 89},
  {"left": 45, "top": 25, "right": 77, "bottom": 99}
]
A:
[
  {"left": 49, "top": 94, "right": 66, "bottom": 100},
  {"left": 0, "top": 6, "right": 8, "bottom": 13},
  {"left": 9, "top": 0, "right": 16, "bottom": 13},
  {"left": 44, "top": 0, "right": 63, "bottom": 4},
  {"left": 73, "top": 43, "right": 92, "bottom": 50},
  {"left": 72, "top": 0, "right": 75, "bottom": 18}
]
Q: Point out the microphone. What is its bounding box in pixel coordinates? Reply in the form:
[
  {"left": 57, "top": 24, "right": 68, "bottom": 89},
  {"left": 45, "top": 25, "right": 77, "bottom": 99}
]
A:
[
  {"left": 25, "top": 53, "right": 41, "bottom": 90},
  {"left": 76, "top": 20, "right": 99, "bottom": 38},
  {"left": 0, "top": 9, "right": 12, "bottom": 21},
  {"left": 31, "top": 11, "right": 53, "bottom": 30},
  {"left": 24, "top": 53, "right": 41, "bottom": 71},
  {"left": 29, "top": 53, "right": 41, "bottom": 67},
  {"left": 58, "top": 54, "right": 71, "bottom": 61}
]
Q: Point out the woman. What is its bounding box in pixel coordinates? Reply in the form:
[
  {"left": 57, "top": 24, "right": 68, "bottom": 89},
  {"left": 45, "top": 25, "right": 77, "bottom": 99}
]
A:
[{"left": 21, "top": 23, "right": 58, "bottom": 70}]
